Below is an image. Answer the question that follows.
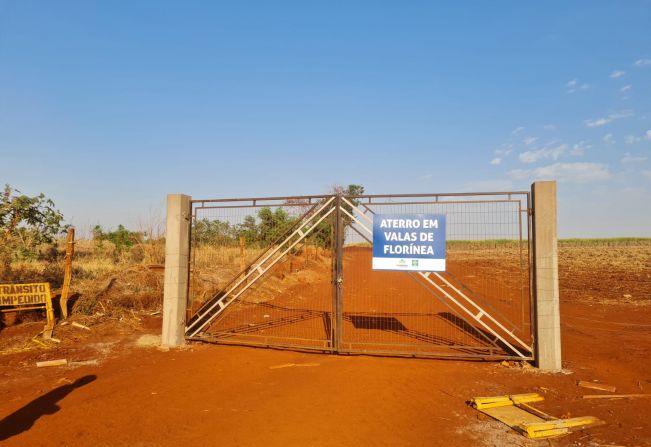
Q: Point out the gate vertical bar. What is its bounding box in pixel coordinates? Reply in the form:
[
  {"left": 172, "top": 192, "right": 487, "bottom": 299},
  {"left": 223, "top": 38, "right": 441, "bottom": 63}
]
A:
[{"left": 333, "top": 194, "right": 344, "bottom": 352}]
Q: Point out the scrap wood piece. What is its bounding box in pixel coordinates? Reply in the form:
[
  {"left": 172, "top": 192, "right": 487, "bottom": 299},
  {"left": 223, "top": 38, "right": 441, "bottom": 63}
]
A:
[
  {"left": 269, "top": 363, "right": 295, "bottom": 369},
  {"left": 583, "top": 393, "right": 651, "bottom": 400},
  {"left": 470, "top": 393, "right": 603, "bottom": 440},
  {"left": 471, "top": 393, "right": 543, "bottom": 410},
  {"left": 71, "top": 321, "right": 91, "bottom": 331},
  {"left": 269, "top": 362, "right": 320, "bottom": 369},
  {"left": 31, "top": 336, "right": 48, "bottom": 347},
  {"left": 520, "top": 416, "right": 605, "bottom": 439},
  {"left": 36, "top": 359, "right": 68, "bottom": 368},
  {"left": 578, "top": 380, "right": 617, "bottom": 393},
  {"left": 69, "top": 359, "right": 98, "bottom": 367}
]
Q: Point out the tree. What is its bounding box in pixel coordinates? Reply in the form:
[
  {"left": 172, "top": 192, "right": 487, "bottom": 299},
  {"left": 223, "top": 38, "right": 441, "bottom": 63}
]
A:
[
  {"left": 237, "top": 215, "right": 258, "bottom": 244},
  {"left": 256, "top": 207, "right": 296, "bottom": 244},
  {"left": 192, "top": 219, "right": 237, "bottom": 246},
  {"left": 308, "top": 184, "right": 366, "bottom": 249},
  {"left": 340, "top": 184, "right": 365, "bottom": 232},
  {"left": 93, "top": 224, "right": 142, "bottom": 253},
  {"left": 0, "top": 185, "right": 67, "bottom": 267}
]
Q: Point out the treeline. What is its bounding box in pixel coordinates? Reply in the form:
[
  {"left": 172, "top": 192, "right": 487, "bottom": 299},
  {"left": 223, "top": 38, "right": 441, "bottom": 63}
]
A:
[
  {"left": 193, "top": 184, "right": 364, "bottom": 249},
  {"left": 193, "top": 206, "right": 332, "bottom": 248}
]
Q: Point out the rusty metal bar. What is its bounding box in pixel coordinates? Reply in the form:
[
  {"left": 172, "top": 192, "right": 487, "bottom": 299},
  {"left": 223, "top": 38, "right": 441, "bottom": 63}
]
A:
[
  {"left": 191, "top": 194, "right": 332, "bottom": 205},
  {"left": 334, "top": 194, "right": 344, "bottom": 351}
]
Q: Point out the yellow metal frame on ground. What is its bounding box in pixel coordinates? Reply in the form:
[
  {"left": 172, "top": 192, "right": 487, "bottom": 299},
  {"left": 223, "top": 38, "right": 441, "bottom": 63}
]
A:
[{"left": 470, "top": 393, "right": 603, "bottom": 439}]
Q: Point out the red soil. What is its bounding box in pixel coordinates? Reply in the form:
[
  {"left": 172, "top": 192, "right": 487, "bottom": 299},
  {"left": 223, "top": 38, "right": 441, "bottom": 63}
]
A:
[{"left": 0, "top": 245, "right": 649, "bottom": 446}]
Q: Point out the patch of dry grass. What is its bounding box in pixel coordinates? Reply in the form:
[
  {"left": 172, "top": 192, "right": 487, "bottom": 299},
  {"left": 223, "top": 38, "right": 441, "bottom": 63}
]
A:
[{"left": 2, "top": 236, "right": 648, "bottom": 328}]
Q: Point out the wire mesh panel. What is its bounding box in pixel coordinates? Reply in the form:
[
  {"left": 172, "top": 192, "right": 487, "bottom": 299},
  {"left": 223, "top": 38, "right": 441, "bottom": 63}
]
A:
[
  {"left": 340, "top": 193, "right": 532, "bottom": 359},
  {"left": 185, "top": 192, "right": 533, "bottom": 360},
  {"left": 186, "top": 196, "right": 337, "bottom": 351}
]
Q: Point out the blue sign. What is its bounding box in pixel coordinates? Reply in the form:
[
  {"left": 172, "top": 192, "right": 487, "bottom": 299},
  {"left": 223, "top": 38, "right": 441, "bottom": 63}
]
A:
[{"left": 372, "top": 214, "right": 446, "bottom": 271}]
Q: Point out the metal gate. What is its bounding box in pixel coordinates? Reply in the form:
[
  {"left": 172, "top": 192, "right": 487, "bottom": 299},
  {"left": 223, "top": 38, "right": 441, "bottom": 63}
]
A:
[{"left": 185, "top": 192, "right": 534, "bottom": 361}]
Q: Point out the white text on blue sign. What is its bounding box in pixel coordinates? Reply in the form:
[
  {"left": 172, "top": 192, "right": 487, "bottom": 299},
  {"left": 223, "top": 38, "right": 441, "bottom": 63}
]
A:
[{"left": 372, "top": 214, "right": 446, "bottom": 272}]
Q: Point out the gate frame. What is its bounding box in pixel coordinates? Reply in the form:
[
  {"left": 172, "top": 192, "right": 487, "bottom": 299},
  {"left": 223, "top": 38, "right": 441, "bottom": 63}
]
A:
[{"left": 162, "top": 182, "right": 560, "bottom": 370}]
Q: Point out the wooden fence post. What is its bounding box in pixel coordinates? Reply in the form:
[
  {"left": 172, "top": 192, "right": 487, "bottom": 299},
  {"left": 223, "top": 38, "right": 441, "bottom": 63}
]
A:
[
  {"left": 60, "top": 228, "right": 75, "bottom": 319},
  {"left": 239, "top": 236, "right": 245, "bottom": 273}
]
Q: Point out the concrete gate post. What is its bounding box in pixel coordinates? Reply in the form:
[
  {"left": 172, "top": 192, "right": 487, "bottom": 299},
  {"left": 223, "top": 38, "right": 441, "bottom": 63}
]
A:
[
  {"left": 162, "top": 194, "right": 191, "bottom": 347},
  {"left": 531, "top": 181, "right": 561, "bottom": 371}
]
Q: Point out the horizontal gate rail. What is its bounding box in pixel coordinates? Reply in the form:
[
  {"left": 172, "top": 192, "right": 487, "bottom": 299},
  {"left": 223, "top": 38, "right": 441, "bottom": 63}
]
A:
[{"left": 346, "top": 191, "right": 530, "bottom": 200}]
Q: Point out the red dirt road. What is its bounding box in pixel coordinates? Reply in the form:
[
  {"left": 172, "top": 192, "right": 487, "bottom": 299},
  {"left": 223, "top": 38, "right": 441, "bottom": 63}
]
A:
[
  {"left": 1, "top": 244, "right": 650, "bottom": 446},
  {"left": 1, "top": 300, "right": 649, "bottom": 447}
]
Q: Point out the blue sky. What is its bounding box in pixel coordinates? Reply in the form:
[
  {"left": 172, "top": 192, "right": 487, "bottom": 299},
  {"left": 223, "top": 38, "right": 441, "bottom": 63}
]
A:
[{"left": 1, "top": 1, "right": 650, "bottom": 237}]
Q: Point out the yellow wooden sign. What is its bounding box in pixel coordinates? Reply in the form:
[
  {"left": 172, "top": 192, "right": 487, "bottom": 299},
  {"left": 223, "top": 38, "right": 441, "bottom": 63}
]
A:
[
  {"left": 1, "top": 283, "right": 51, "bottom": 306},
  {"left": 0, "top": 282, "right": 55, "bottom": 337}
]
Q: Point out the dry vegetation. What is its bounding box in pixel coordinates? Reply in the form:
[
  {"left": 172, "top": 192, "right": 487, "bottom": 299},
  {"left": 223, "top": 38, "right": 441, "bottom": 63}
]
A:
[
  {"left": 1, "top": 237, "right": 649, "bottom": 329},
  {"left": 558, "top": 239, "right": 651, "bottom": 305},
  {"left": 1, "top": 237, "right": 166, "bottom": 327},
  {"left": 189, "top": 243, "right": 331, "bottom": 313}
]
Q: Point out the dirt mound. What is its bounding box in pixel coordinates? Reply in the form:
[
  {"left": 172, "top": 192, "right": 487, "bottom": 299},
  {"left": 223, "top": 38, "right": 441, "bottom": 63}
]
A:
[{"left": 72, "top": 266, "right": 163, "bottom": 317}]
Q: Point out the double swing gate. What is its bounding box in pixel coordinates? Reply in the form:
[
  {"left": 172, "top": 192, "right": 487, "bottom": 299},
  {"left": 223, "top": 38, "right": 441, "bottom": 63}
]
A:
[{"left": 185, "top": 192, "right": 535, "bottom": 361}]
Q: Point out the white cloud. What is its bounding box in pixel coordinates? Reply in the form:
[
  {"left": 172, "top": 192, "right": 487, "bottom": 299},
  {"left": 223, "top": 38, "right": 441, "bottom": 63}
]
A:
[
  {"left": 566, "top": 79, "right": 577, "bottom": 93},
  {"left": 509, "top": 162, "right": 611, "bottom": 184},
  {"left": 643, "top": 170, "right": 651, "bottom": 181},
  {"left": 417, "top": 174, "right": 433, "bottom": 181},
  {"left": 634, "top": 58, "right": 651, "bottom": 67},
  {"left": 490, "top": 157, "right": 502, "bottom": 166},
  {"left": 519, "top": 144, "right": 567, "bottom": 163},
  {"left": 610, "top": 70, "right": 625, "bottom": 79},
  {"left": 511, "top": 126, "right": 525, "bottom": 136},
  {"left": 570, "top": 141, "right": 591, "bottom": 156},
  {"left": 620, "top": 84, "right": 632, "bottom": 92},
  {"left": 584, "top": 110, "right": 633, "bottom": 127},
  {"left": 625, "top": 135, "right": 641, "bottom": 144},
  {"left": 566, "top": 79, "right": 590, "bottom": 93},
  {"left": 603, "top": 133, "right": 615, "bottom": 144},
  {"left": 646, "top": 130, "right": 651, "bottom": 140},
  {"left": 585, "top": 117, "right": 610, "bottom": 127},
  {"left": 543, "top": 124, "right": 556, "bottom": 130},
  {"left": 494, "top": 144, "right": 513, "bottom": 156},
  {"left": 523, "top": 136, "right": 538, "bottom": 146},
  {"left": 621, "top": 152, "right": 648, "bottom": 164}
]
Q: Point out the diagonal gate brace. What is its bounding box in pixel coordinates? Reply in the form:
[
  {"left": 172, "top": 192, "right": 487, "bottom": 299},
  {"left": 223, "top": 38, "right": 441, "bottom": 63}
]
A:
[{"left": 186, "top": 197, "right": 336, "bottom": 338}]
